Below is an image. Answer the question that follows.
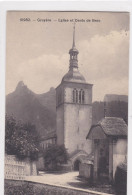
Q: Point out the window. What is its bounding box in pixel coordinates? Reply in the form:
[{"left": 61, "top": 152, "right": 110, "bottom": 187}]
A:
[
  {"left": 73, "top": 89, "right": 78, "bottom": 103},
  {"left": 73, "top": 90, "right": 76, "bottom": 103},
  {"left": 73, "top": 54, "right": 77, "bottom": 60},
  {"left": 82, "top": 90, "right": 85, "bottom": 103},
  {"left": 76, "top": 90, "right": 78, "bottom": 103},
  {"left": 79, "top": 90, "right": 81, "bottom": 103},
  {"left": 73, "top": 89, "right": 85, "bottom": 104}
]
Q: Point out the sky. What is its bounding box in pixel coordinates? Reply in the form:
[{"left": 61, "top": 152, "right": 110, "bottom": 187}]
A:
[{"left": 6, "top": 11, "right": 130, "bottom": 101}]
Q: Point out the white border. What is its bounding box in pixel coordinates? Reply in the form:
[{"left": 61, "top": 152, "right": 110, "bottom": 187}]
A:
[{"left": 0, "top": 2, "right": 132, "bottom": 195}]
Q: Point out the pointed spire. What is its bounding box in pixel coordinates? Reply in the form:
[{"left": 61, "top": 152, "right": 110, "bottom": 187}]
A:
[
  {"left": 69, "top": 23, "right": 79, "bottom": 69},
  {"left": 72, "top": 22, "right": 76, "bottom": 48}
]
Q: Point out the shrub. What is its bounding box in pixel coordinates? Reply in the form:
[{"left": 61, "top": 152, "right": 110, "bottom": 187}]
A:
[
  {"left": 5, "top": 115, "right": 39, "bottom": 161},
  {"left": 43, "top": 144, "right": 68, "bottom": 171}
]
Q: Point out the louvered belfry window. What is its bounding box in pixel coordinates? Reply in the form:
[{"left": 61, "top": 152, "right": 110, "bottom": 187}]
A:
[{"left": 73, "top": 89, "right": 85, "bottom": 104}]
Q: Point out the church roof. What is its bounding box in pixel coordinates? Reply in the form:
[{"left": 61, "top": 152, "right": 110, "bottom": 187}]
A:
[
  {"left": 86, "top": 117, "right": 127, "bottom": 139},
  {"left": 62, "top": 69, "right": 86, "bottom": 83},
  {"left": 40, "top": 131, "right": 56, "bottom": 141},
  {"left": 69, "top": 47, "right": 79, "bottom": 54}
]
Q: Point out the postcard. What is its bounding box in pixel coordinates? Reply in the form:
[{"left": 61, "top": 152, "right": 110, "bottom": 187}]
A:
[{"left": 3, "top": 9, "right": 130, "bottom": 195}]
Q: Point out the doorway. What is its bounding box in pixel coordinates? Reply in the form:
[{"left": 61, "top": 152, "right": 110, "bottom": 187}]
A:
[
  {"left": 98, "top": 139, "right": 109, "bottom": 183},
  {"left": 74, "top": 159, "right": 81, "bottom": 171}
]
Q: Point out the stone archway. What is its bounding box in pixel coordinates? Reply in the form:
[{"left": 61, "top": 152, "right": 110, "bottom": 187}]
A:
[
  {"left": 70, "top": 150, "right": 89, "bottom": 171},
  {"left": 73, "top": 159, "right": 81, "bottom": 171}
]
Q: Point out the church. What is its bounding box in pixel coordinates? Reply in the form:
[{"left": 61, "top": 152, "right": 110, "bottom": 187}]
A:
[
  {"left": 38, "top": 25, "right": 93, "bottom": 171},
  {"left": 37, "top": 26, "right": 127, "bottom": 176},
  {"left": 55, "top": 25, "right": 93, "bottom": 169}
]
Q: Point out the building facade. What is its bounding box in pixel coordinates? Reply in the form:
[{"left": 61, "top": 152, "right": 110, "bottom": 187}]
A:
[
  {"left": 40, "top": 131, "right": 57, "bottom": 150},
  {"left": 56, "top": 26, "right": 93, "bottom": 155},
  {"left": 86, "top": 117, "right": 127, "bottom": 182}
]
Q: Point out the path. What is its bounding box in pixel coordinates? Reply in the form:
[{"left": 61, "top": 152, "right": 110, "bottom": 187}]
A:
[
  {"left": 25, "top": 171, "right": 114, "bottom": 195},
  {"left": 26, "top": 171, "right": 79, "bottom": 187}
]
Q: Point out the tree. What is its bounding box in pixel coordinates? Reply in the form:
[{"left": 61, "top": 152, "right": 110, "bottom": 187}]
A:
[
  {"left": 5, "top": 115, "right": 40, "bottom": 161},
  {"left": 43, "top": 145, "right": 68, "bottom": 171},
  {"left": 92, "top": 101, "right": 128, "bottom": 125}
]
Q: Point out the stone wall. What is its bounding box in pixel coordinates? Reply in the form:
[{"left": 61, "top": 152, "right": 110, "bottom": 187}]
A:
[
  {"left": 64, "top": 103, "right": 92, "bottom": 154},
  {"left": 36, "top": 156, "right": 45, "bottom": 171},
  {"left": 56, "top": 104, "right": 64, "bottom": 145},
  {"left": 79, "top": 163, "right": 93, "bottom": 179},
  {"left": 5, "top": 155, "right": 37, "bottom": 180},
  {"left": 113, "top": 139, "right": 127, "bottom": 177},
  {"left": 56, "top": 81, "right": 92, "bottom": 155}
]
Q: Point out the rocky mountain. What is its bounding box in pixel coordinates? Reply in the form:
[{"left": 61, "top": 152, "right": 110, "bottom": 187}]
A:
[
  {"left": 35, "top": 87, "right": 56, "bottom": 114},
  {"left": 6, "top": 81, "right": 128, "bottom": 136},
  {"left": 6, "top": 81, "right": 56, "bottom": 136}
]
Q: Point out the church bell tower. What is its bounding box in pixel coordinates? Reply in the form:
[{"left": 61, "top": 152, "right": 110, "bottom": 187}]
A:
[{"left": 56, "top": 25, "right": 93, "bottom": 154}]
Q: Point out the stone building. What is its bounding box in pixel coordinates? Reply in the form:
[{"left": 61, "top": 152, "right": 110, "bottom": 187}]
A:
[
  {"left": 37, "top": 131, "right": 56, "bottom": 170},
  {"left": 86, "top": 117, "right": 127, "bottom": 182},
  {"left": 40, "top": 131, "right": 57, "bottom": 150},
  {"left": 56, "top": 25, "right": 93, "bottom": 167}
]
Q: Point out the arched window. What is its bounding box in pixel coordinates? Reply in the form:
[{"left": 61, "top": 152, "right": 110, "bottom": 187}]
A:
[
  {"left": 73, "top": 53, "right": 77, "bottom": 60},
  {"left": 82, "top": 90, "right": 85, "bottom": 103},
  {"left": 76, "top": 90, "right": 78, "bottom": 103},
  {"left": 73, "top": 89, "right": 85, "bottom": 104},
  {"left": 73, "top": 89, "right": 76, "bottom": 103},
  {"left": 79, "top": 90, "right": 81, "bottom": 103}
]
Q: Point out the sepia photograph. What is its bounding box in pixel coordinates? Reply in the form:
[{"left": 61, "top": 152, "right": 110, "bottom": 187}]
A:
[{"left": 4, "top": 11, "right": 129, "bottom": 195}]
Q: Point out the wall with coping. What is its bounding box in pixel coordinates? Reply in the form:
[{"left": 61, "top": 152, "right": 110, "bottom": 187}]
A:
[
  {"left": 5, "top": 155, "right": 37, "bottom": 180},
  {"left": 113, "top": 139, "right": 127, "bottom": 177}
]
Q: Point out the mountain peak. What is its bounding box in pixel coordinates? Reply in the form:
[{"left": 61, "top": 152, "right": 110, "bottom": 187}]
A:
[
  {"left": 16, "top": 81, "right": 25, "bottom": 88},
  {"left": 15, "top": 81, "right": 29, "bottom": 95},
  {"left": 6, "top": 81, "right": 56, "bottom": 136}
]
